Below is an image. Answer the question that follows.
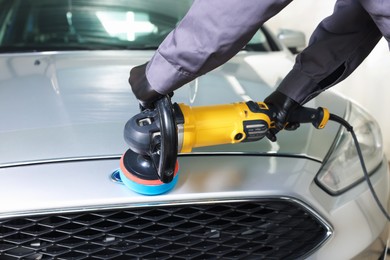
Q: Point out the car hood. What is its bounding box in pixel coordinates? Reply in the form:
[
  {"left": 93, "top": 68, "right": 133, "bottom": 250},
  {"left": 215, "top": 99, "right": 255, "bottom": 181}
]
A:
[{"left": 0, "top": 51, "right": 347, "bottom": 167}]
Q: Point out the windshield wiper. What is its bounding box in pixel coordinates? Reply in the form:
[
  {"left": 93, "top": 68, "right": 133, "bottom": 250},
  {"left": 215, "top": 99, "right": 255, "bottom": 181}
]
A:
[
  {"left": 0, "top": 43, "right": 160, "bottom": 53},
  {"left": 0, "top": 45, "right": 97, "bottom": 53},
  {"left": 123, "top": 45, "right": 159, "bottom": 50}
]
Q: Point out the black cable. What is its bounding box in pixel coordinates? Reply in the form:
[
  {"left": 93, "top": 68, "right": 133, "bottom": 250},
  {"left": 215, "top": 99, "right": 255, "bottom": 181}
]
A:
[{"left": 329, "top": 113, "right": 390, "bottom": 222}]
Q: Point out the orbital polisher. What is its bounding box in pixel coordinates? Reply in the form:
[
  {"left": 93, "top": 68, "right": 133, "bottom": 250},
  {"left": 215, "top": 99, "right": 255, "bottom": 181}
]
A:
[{"left": 119, "top": 95, "right": 330, "bottom": 195}]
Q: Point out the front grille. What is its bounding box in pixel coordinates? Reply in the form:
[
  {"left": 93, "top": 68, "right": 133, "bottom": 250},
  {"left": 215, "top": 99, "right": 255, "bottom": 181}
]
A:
[{"left": 0, "top": 198, "right": 331, "bottom": 259}]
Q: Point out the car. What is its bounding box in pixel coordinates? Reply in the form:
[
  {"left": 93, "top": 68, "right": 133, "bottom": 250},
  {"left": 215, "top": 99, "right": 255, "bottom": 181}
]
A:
[{"left": 0, "top": 0, "right": 388, "bottom": 259}]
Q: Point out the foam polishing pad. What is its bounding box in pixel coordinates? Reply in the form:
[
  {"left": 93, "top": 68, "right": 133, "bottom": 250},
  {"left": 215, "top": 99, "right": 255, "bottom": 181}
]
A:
[{"left": 119, "top": 149, "right": 179, "bottom": 195}]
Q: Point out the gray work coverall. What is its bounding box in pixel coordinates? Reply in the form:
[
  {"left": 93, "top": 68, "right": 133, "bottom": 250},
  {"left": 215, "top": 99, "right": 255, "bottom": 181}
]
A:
[{"left": 145, "top": 0, "right": 388, "bottom": 105}]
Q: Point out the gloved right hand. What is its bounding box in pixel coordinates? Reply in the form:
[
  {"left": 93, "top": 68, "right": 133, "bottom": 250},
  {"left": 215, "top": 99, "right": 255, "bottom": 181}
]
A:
[
  {"left": 129, "top": 63, "right": 164, "bottom": 109},
  {"left": 264, "top": 90, "right": 301, "bottom": 142}
]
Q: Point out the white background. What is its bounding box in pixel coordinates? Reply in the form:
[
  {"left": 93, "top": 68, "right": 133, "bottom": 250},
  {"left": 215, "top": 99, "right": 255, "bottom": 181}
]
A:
[{"left": 266, "top": 0, "right": 390, "bottom": 159}]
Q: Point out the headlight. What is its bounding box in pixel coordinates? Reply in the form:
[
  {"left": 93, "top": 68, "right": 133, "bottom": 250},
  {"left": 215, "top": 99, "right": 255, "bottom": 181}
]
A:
[{"left": 316, "top": 102, "right": 384, "bottom": 194}]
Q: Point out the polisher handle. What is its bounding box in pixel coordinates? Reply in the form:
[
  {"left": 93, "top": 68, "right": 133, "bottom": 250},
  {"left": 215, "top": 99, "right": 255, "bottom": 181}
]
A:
[
  {"left": 287, "top": 106, "right": 330, "bottom": 129},
  {"left": 152, "top": 96, "right": 178, "bottom": 183}
]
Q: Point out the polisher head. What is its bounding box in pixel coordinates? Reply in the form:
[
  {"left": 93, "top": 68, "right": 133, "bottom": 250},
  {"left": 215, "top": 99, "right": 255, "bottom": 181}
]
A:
[{"left": 119, "top": 149, "right": 179, "bottom": 195}]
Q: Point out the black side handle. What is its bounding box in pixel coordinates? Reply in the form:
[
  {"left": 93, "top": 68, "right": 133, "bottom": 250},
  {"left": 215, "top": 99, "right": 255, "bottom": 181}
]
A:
[
  {"left": 288, "top": 106, "right": 329, "bottom": 129},
  {"left": 151, "top": 96, "right": 178, "bottom": 183}
]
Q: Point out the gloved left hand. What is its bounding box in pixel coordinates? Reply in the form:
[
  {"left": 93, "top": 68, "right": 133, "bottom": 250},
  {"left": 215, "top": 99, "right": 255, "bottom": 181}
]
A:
[{"left": 264, "top": 90, "right": 301, "bottom": 142}]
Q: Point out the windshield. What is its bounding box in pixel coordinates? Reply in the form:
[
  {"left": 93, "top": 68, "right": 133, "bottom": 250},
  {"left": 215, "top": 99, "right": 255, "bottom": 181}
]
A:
[
  {"left": 0, "top": 0, "right": 277, "bottom": 52},
  {"left": 0, "top": 0, "right": 192, "bottom": 51}
]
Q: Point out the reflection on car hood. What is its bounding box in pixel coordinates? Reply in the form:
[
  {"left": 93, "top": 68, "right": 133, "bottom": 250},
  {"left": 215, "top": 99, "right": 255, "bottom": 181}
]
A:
[{"left": 0, "top": 51, "right": 347, "bottom": 167}]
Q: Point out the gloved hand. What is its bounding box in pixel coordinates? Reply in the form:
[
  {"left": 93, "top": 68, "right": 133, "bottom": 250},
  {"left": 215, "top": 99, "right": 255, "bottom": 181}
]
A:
[
  {"left": 264, "top": 90, "right": 301, "bottom": 142},
  {"left": 129, "top": 63, "right": 164, "bottom": 109}
]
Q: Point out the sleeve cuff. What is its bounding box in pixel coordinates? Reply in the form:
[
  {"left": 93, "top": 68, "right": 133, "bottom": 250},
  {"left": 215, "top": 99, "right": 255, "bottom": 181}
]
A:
[
  {"left": 276, "top": 68, "right": 320, "bottom": 105},
  {"left": 146, "top": 50, "right": 195, "bottom": 95}
]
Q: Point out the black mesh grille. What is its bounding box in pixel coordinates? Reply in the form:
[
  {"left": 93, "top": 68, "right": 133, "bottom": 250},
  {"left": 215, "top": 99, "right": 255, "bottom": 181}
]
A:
[{"left": 0, "top": 199, "right": 330, "bottom": 259}]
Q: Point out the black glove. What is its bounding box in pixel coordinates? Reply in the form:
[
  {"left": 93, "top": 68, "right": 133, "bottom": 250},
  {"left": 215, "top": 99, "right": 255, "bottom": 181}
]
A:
[
  {"left": 264, "top": 90, "right": 301, "bottom": 142},
  {"left": 129, "top": 63, "right": 164, "bottom": 109}
]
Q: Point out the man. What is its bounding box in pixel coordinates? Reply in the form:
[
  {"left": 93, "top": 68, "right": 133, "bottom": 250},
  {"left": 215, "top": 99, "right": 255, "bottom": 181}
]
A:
[{"left": 129, "top": 0, "right": 387, "bottom": 140}]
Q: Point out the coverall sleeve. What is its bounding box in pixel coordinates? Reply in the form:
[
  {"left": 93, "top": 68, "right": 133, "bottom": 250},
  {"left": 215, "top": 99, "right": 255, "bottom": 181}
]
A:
[
  {"left": 145, "top": 0, "right": 293, "bottom": 95},
  {"left": 277, "top": 0, "right": 383, "bottom": 105}
]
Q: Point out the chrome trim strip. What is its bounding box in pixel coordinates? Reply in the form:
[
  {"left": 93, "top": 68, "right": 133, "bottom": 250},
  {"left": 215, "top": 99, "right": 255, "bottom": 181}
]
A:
[
  {"left": 0, "top": 155, "right": 121, "bottom": 168},
  {"left": 0, "top": 151, "right": 322, "bottom": 169},
  {"left": 181, "top": 151, "right": 323, "bottom": 163}
]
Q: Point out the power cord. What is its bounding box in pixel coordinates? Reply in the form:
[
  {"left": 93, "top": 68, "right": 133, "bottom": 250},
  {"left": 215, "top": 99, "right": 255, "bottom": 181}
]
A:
[{"left": 329, "top": 113, "right": 390, "bottom": 222}]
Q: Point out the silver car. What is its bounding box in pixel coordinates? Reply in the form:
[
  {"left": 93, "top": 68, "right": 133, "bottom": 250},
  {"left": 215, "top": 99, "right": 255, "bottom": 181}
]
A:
[{"left": 0, "top": 1, "right": 388, "bottom": 259}]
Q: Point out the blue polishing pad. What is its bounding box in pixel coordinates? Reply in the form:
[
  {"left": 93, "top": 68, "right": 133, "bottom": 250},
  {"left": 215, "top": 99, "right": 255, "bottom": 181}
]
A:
[{"left": 118, "top": 169, "right": 179, "bottom": 196}]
